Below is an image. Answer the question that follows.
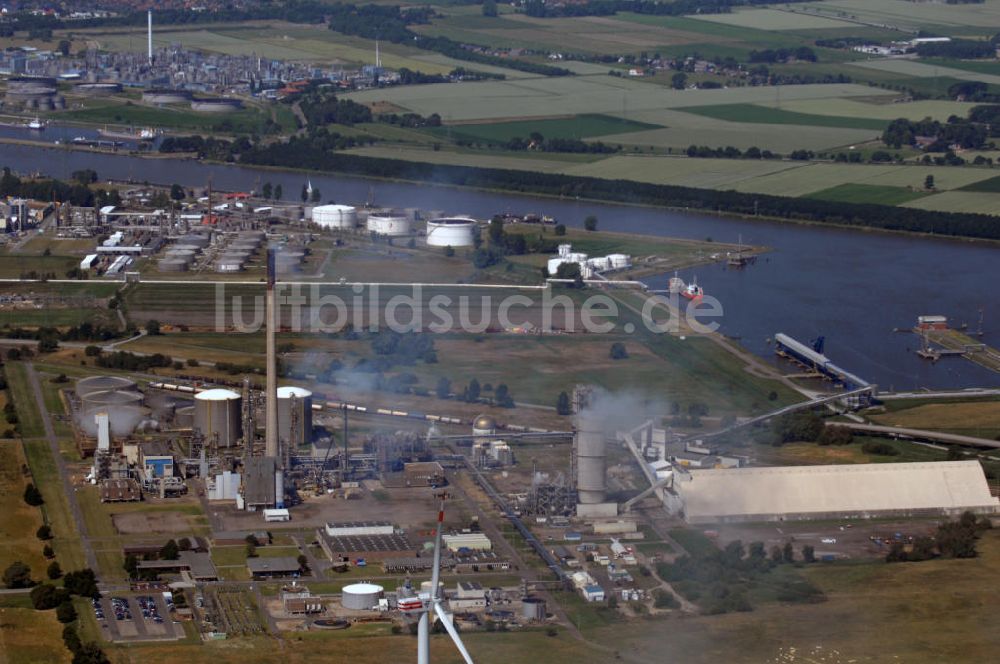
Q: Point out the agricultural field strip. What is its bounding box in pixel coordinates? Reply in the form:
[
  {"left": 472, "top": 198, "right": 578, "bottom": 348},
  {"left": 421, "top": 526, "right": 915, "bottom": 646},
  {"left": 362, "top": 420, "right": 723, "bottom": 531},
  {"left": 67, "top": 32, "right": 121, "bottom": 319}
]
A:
[
  {"left": 343, "top": 145, "right": 1000, "bottom": 199},
  {"left": 344, "top": 80, "right": 893, "bottom": 122},
  {"left": 692, "top": 8, "right": 859, "bottom": 31},
  {"left": 899, "top": 190, "right": 1000, "bottom": 214},
  {"left": 753, "top": 98, "right": 979, "bottom": 121},
  {"left": 797, "top": 0, "right": 1000, "bottom": 30},
  {"left": 850, "top": 58, "right": 1000, "bottom": 86}
]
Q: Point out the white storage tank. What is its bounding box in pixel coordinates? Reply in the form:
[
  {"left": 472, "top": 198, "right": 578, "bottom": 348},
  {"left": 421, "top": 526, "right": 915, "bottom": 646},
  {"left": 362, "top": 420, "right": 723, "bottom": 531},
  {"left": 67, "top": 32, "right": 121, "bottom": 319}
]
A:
[
  {"left": 215, "top": 259, "right": 243, "bottom": 273},
  {"left": 76, "top": 376, "right": 137, "bottom": 396},
  {"left": 341, "top": 583, "right": 383, "bottom": 610},
  {"left": 277, "top": 386, "right": 313, "bottom": 446},
  {"left": 426, "top": 217, "right": 477, "bottom": 247},
  {"left": 366, "top": 212, "right": 411, "bottom": 237},
  {"left": 193, "top": 388, "right": 242, "bottom": 448},
  {"left": 312, "top": 204, "right": 357, "bottom": 230},
  {"left": 158, "top": 258, "right": 189, "bottom": 272}
]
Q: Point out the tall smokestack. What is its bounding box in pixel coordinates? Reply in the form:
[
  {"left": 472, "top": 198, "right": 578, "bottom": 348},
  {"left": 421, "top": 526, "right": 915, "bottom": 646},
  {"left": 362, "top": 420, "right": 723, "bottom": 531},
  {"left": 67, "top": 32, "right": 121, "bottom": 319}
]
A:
[
  {"left": 266, "top": 248, "right": 284, "bottom": 508},
  {"left": 147, "top": 11, "right": 153, "bottom": 65},
  {"left": 575, "top": 418, "right": 606, "bottom": 504}
]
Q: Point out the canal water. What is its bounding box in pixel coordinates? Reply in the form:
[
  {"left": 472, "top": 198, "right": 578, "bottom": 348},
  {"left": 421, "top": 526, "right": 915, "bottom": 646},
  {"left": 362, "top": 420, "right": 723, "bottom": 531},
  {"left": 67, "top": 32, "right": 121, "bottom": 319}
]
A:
[{"left": 1, "top": 139, "right": 997, "bottom": 391}]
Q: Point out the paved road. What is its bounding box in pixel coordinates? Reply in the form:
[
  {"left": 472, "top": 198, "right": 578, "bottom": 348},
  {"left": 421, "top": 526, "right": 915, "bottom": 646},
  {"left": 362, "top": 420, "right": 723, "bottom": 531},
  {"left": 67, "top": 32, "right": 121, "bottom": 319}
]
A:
[{"left": 25, "top": 362, "right": 100, "bottom": 576}]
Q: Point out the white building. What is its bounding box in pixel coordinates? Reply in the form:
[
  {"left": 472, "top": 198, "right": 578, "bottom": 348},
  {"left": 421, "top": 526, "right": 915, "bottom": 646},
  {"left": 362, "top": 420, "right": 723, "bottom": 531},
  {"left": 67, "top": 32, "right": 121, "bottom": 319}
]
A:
[
  {"left": 325, "top": 521, "right": 394, "bottom": 537},
  {"left": 442, "top": 532, "right": 492, "bottom": 552}
]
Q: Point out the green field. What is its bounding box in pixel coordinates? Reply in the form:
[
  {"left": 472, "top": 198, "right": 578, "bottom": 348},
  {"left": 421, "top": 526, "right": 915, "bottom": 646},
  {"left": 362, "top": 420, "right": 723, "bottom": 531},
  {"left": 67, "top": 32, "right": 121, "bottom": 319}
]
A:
[
  {"left": 958, "top": 174, "right": 1000, "bottom": 192},
  {"left": 442, "top": 114, "right": 661, "bottom": 143},
  {"left": 56, "top": 100, "right": 282, "bottom": 135},
  {"left": 679, "top": 103, "right": 890, "bottom": 131},
  {"left": 806, "top": 183, "right": 930, "bottom": 205},
  {"left": 798, "top": 0, "right": 1000, "bottom": 31}
]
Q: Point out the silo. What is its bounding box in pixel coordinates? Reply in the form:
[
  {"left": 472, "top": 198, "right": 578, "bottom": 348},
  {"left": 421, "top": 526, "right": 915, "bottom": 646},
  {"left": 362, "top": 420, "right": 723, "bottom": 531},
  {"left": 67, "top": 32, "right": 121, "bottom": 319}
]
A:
[
  {"left": 79, "top": 406, "right": 146, "bottom": 438},
  {"left": 312, "top": 204, "right": 357, "bottom": 230},
  {"left": 277, "top": 386, "right": 313, "bottom": 446},
  {"left": 341, "top": 583, "right": 383, "bottom": 610},
  {"left": 177, "top": 234, "right": 211, "bottom": 248},
  {"left": 171, "top": 244, "right": 203, "bottom": 253},
  {"left": 426, "top": 217, "right": 477, "bottom": 247},
  {"left": 521, "top": 597, "right": 547, "bottom": 622},
  {"left": 575, "top": 420, "right": 606, "bottom": 505},
  {"left": 366, "top": 212, "right": 411, "bottom": 237},
  {"left": 193, "top": 388, "right": 242, "bottom": 447}
]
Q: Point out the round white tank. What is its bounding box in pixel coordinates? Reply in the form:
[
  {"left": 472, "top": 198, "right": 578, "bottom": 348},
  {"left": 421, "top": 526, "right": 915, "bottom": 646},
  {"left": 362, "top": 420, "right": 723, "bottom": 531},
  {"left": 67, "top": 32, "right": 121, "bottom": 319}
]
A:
[
  {"left": 313, "top": 204, "right": 357, "bottom": 230},
  {"left": 277, "top": 386, "right": 313, "bottom": 445},
  {"left": 367, "top": 213, "right": 411, "bottom": 237},
  {"left": 76, "top": 375, "right": 137, "bottom": 396},
  {"left": 426, "top": 217, "right": 477, "bottom": 247},
  {"left": 342, "top": 583, "right": 383, "bottom": 610},
  {"left": 193, "top": 388, "right": 242, "bottom": 447}
]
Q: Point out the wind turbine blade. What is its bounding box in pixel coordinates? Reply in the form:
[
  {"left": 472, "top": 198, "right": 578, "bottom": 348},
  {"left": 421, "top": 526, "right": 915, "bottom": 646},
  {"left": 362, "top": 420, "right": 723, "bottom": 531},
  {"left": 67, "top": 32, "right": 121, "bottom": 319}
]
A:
[{"left": 434, "top": 602, "right": 474, "bottom": 664}]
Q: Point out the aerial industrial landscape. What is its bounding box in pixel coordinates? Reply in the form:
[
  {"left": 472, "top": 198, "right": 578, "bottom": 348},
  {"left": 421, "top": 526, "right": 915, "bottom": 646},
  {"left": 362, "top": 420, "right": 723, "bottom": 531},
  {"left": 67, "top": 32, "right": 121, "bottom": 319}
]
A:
[{"left": 4, "top": 1, "right": 1000, "bottom": 663}]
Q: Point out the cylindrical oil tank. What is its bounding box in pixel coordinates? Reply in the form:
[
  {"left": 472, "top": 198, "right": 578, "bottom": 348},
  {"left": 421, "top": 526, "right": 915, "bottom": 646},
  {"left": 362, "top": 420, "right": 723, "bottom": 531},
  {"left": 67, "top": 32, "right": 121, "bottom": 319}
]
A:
[
  {"left": 366, "top": 212, "right": 411, "bottom": 237},
  {"left": 178, "top": 234, "right": 211, "bottom": 248},
  {"left": 341, "top": 583, "right": 383, "bottom": 610},
  {"left": 277, "top": 386, "right": 313, "bottom": 446},
  {"left": 81, "top": 389, "right": 144, "bottom": 411},
  {"left": 312, "top": 204, "right": 357, "bottom": 230},
  {"left": 79, "top": 405, "right": 147, "bottom": 438},
  {"left": 521, "top": 597, "right": 547, "bottom": 622},
  {"left": 193, "top": 388, "right": 242, "bottom": 447},
  {"left": 190, "top": 98, "right": 243, "bottom": 113},
  {"left": 143, "top": 88, "right": 192, "bottom": 104},
  {"left": 220, "top": 250, "right": 251, "bottom": 261},
  {"left": 426, "top": 217, "right": 477, "bottom": 247},
  {"left": 230, "top": 240, "right": 260, "bottom": 252},
  {"left": 165, "top": 249, "right": 197, "bottom": 262},
  {"left": 76, "top": 375, "right": 137, "bottom": 397},
  {"left": 171, "top": 244, "right": 203, "bottom": 253},
  {"left": 575, "top": 421, "right": 606, "bottom": 504},
  {"left": 158, "top": 258, "right": 189, "bottom": 272}
]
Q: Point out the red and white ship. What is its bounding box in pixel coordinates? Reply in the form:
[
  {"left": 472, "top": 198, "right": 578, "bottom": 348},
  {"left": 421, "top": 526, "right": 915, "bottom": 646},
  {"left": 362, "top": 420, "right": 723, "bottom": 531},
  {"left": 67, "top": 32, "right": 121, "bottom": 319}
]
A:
[{"left": 682, "top": 276, "right": 704, "bottom": 301}]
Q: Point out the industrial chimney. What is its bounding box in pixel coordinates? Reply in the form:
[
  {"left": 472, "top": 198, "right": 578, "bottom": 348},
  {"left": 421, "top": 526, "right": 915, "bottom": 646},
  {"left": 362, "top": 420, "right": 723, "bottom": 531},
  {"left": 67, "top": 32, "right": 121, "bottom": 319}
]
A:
[
  {"left": 265, "top": 248, "right": 284, "bottom": 507},
  {"left": 575, "top": 417, "right": 606, "bottom": 505},
  {"left": 147, "top": 11, "right": 153, "bottom": 65}
]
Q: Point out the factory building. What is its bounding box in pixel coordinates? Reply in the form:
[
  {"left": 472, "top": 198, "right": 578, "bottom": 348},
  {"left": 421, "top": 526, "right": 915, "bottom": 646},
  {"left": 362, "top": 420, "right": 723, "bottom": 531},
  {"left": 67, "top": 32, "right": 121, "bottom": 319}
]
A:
[
  {"left": 673, "top": 461, "right": 999, "bottom": 524},
  {"left": 547, "top": 244, "right": 631, "bottom": 279},
  {"left": 442, "top": 532, "right": 492, "bottom": 552},
  {"left": 247, "top": 557, "right": 302, "bottom": 579}
]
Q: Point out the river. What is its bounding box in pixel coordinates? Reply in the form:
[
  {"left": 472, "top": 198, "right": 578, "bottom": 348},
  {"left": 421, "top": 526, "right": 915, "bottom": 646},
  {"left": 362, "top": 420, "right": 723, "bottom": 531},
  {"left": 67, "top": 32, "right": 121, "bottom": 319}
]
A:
[{"left": 2, "top": 140, "right": 998, "bottom": 391}]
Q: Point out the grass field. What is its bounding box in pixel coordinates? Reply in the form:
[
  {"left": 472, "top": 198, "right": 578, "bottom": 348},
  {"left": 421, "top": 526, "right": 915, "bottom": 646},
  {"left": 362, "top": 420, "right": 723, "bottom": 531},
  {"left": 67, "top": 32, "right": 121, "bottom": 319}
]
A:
[
  {"left": 755, "top": 97, "right": 978, "bottom": 122},
  {"left": 958, "top": 175, "right": 1000, "bottom": 193},
  {"left": 0, "top": 442, "right": 49, "bottom": 582},
  {"left": 695, "top": 7, "right": 859, "bottom": 31},
  {"left": 441, "top": 114, "right": 661, "bottom": 143},
  {"left": 850, "top": 57, "right": 1000, "bottom": 86},
  {"left": 806, "top": 183, "right": 930, "bottom": 205},
  {"left": 798, "top": 0, "right": 1000, "bottom": 31},
  {"left": 870, "top": 400, "right": 1000, "bottom": 438},
  {"left": 679, "top": 103, "right": 890, "bottom": 131},
  {"left": 900, "top": 190, "right": 1000, "bottom": 214},
  {"left": 55, "top": 100, "right": 279, "bottom": 135},
  {"left": 0, "top": 606, "right": 72, "bottom": 663}
]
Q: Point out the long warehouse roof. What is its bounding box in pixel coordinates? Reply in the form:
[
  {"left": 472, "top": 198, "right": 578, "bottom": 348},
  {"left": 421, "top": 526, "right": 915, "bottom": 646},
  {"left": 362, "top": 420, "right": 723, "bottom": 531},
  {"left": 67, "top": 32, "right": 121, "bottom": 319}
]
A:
[{"left": 679, "top": 460, "right": 998, "bottom": 523}]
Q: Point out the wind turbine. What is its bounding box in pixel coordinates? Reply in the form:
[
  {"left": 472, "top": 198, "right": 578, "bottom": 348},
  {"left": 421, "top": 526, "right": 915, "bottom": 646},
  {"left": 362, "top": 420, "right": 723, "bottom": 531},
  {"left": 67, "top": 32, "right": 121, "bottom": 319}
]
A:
[{"left": 398, "top": 492, "right": 474, "bottom": 664}]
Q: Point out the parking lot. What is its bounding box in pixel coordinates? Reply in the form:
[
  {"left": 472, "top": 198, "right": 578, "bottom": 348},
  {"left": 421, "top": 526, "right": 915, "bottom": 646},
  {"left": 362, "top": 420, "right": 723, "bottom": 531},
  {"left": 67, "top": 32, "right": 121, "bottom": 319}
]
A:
[{"left": 93, "top": 593, "right": 183, "bottom": 642}]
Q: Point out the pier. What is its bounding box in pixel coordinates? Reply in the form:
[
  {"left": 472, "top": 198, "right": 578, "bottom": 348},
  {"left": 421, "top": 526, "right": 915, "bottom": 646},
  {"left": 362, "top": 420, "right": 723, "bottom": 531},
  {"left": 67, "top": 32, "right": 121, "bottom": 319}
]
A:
[{"left": 914, "top": 327, "right": 1000, "bottom": 374}]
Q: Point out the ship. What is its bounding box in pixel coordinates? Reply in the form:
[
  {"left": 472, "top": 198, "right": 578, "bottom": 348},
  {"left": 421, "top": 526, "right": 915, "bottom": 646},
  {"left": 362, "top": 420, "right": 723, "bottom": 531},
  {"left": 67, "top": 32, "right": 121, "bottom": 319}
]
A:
[
  {"left": 26, "top": 117, "right": 45, "bottom": 130},
  {"left": 682, "top": 276, "right": 704, "bottom": 301},
  {"left": 668, "top": 271, "right": 685, "bottom": 295},
  {"left": 98, "top": 126, "right": 158, "bottom": 141}
]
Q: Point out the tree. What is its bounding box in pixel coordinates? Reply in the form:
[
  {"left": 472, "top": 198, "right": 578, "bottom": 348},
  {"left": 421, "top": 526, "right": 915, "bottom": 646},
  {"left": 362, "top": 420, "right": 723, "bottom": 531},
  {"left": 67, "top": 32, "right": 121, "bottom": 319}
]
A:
[
  {"left": 246, "top": 543, "right": 258, "bottom": 558},
  {"left": 72, "top": 642, "right": 110, "bottom": 664},
  {"left": 610, "top": 342, "right": 628, "bottom": 360},
  {"left": 671, "top": 72, "right": 688, "bottom": 90},
  {"left": 297, "top": 554, "right": 309, "bottom": 571},
  {"left": 159, "top": 539, "right": 180, "bottom": 561},
  {"left": 57, "top": 39, "right": 71, "bottom": 56},
  {"left": 47, "top": 561, "right": 62, "bottom": 580},
  {"left": 925, "top": 174, "right": 935, "bottom": 190},
  {"left": 583, "top": 215, "right": 598, "bottom": 232},
  {"left": 435, "top": 377, "right": 451, "bottom": 399},
  {"left": 769, "top": 545, "right": 783, "bottom": 564},
  {"left": 311, "top": 187, "right": 321, "bottom": 203},
  {"left": 467, "top": 378, "right": 481, "bottom": 403},
  {"left": 63, "top": 569, "right": 98, "bottom": 598},
  {"left": 24, "top": 483, "right": 43, "bottom": 506},
  {"left": 262, "top": 182, "right": 273, "bottom": 199},
  {"left": 782, "top": 542, "right": 795, "bottom": 564},
  {"left": 177, "top": 537, "right": 192, "bottom": 551},
  {"left": 556, "top": 391, "right": 571, "bottom": 415},
  {"left": 3, "top": 561, "right": 33, "bottom": 588},
  {"left": 37, "top": 337, "right": 58, "bottom": 353},
  {"left": 36, "top": 525, "right": 52, "bottom": 540},
  {"left": 43, "top": 545, "right": 55, "bottom": 559},
  {"left": 482, "top": 0, "right": 498, "bottom": 16},
  {"left": 63, "top": 624, "right": 82, "bottom": 654},
  {"left": 56, "top": 600, "right": 78, "bottom": 624},
  {"left": 123, "top": 554, "right": 138, "bottom": 579},
  {"left": 274, "top": 184, "right": 283, "bottom": 200},
  {"left": 495, "top": 383, "right": 514, "bottom": 408},
  {"left": 169, "top": 183, "right": 185, "bottom": 201},
  {"left": 30, "top": 583, "right": 69, "bottom": 610},
  {"left": 145, "top": 319, "right": 162, "bottom": 336},
  {"left": 301, "top": 184, "right": 309, "bottom": 202},
  {"left": 802, "top": 545, "right": 816, "bottom": 563},
  {"left": 554, "top": 223, "right": 566, "bottom": 236}
]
